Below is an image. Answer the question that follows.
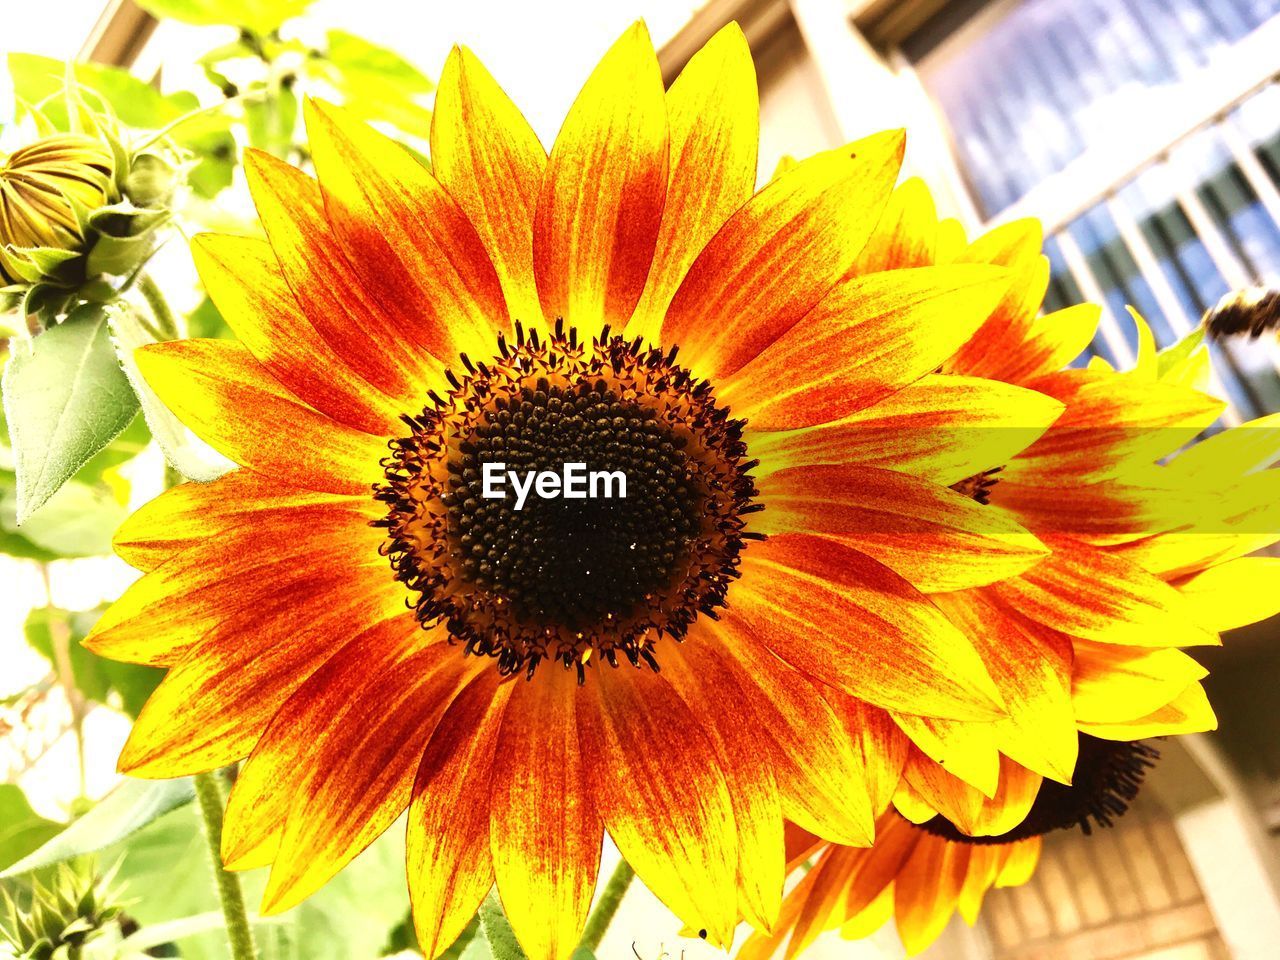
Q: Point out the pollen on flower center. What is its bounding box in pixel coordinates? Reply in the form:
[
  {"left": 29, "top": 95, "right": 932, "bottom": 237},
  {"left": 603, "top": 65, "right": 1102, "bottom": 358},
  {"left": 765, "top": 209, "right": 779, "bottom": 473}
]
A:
[
  {"left": 374, "top": 321, "right": 760, "bottom": 681},
  {"left": 919, "top": 735, "right": 1160, "bottom": 845}
]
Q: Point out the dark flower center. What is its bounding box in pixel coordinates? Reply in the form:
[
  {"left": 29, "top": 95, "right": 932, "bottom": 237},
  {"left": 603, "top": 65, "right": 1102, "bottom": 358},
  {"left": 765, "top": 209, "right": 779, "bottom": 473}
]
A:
[
  {"left": 374, "top": 322, "right": 759, "bottom": 681},
  {"left": 918, "top": 734, "right": 1160, "bottom": 845}
]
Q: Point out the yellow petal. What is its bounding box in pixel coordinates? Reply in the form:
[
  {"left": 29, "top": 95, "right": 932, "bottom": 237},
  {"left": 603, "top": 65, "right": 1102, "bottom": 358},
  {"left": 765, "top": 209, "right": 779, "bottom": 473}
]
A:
[
  {"left": 625, "top": 22, "right": 758, "bottom": 344},
  {"left": 533, "top": 22, "right": 667, "bottom": 333},
  {"left": 431, "top": 46, "right": 546, "bottom": 326}
]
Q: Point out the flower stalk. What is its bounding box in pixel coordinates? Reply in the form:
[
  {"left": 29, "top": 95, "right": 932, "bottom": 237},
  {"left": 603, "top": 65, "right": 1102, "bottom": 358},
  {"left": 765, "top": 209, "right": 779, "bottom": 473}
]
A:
[
  {"left": 193, "top": 769, "right": 258, "bottom": 960},
  {"left": 577, "top": 858, "right": 636, "bottom": 953}
]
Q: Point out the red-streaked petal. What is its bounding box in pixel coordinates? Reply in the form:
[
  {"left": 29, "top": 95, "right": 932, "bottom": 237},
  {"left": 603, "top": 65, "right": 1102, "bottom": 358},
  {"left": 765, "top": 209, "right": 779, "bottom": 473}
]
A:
[
  {"left": 718, "top": 266, "right": 1010, "bottom": 429},
  {"left": 259, "top": 628, "right": 478, "bottom": 914},
  {"left": 190, "top": 232, "right": 403, "bottom": 435},
  {"left": 660, "top": 130, "right": 905, "bottom": 382},
  {"left": 305, "top": 99, "right": 507, "bottom": 362},
  {"left": 240, "top": 149, "right": 448, "bottom": 400},
  {"left": 698, "top": 619, "right": 882, "bottom": 846},
  {"left": 490, "top": 667, "right": 602, "bottom": 960},
  {"left": 850, "top": 176, "right": 938, "bottom": 274},
  {"left": 663, "top": 641, "right": 783, "bottom": 931},
  {"left": 432, "top": 46, "right": 546, "bottom": 326},
  {"left": 533, "top": 22, "right": 667, "bottom": 333},
  {"left": 736, "top": 535, "right": 1003, "bottom": 719},
  {"left": 934, "top": 590, "right": 1077, "bottom": 783},
  {"left": 757, "top": 463, "right": 1047, "bottom": 592},
  {"left": 577, "top": 664, "right": 737, "bottom": 944},
  {"left": 408, "top": 670, "right": 514, "bottom": 959},
  {"left": 748, "top": 374, "right": 1063, "bottom": 487},
  {"left": 134, "top": 339, "right": 386, "bottom": 496},
  {"left": 114, "top": 578, "right": 406, "bottom": 777},
  {"left": 88, "top": 502, "right": 386, "bottom": 666},
  {"left": 111, "top": 470, "right": 355, "bottom": 573},
  {"left": 988, "top": 537, "right": 1219, "bottom": 647},
  {"left": 625, "top": 22, "right": 758, "bottom": 344}
]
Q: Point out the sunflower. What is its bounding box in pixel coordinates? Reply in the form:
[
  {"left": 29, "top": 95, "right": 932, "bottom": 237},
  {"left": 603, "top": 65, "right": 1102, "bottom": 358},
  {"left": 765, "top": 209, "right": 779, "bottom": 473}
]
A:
[
  {"left": 738, "top": 735, "right": 1172, "bottom": 958},
  {"left": 826, "top": 177, "right": 1280, "bottom": 813},
  {"left": 83, "top": 23, "right": 1065, "bottom": 960},
  {"left": 736, "top": 178, "right": 1280, "bottom": 957}
]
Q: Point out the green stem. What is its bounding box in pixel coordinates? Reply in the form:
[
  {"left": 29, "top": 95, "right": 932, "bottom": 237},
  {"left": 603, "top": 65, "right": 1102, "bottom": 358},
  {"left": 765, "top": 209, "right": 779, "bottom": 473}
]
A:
[
  {"left": 137, "top": 272, "right": 181, "bottom": 340},
  {"left": 193, "top": 770, "right": 258, "bottom": 960},
  {"left": 577, "top": 858, "right": 635, "bottom": 953}
]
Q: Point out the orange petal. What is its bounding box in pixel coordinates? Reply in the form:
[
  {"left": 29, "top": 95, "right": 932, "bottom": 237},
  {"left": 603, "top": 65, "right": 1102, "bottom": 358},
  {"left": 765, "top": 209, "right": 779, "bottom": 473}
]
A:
[
  {"left": 1079, "top": 680, "right": 1216, "bottom": 740},
  {"left": 134, "top": 339, "right": 386, "bottom": 496},
  {"left": 970, "top": 757, "right": 1043, "bottom": 837},
  {"left": 259, "top": 628, "right": 477, "bottom": 914},
  {"left": 748, "top": 374, "right": 1063, "bottom": 487},
  {"left": 994, "top": 836, "right": 1041, "bottom": 887},
  {"left": 305, "top": 99, "right": 506, "bottom": 363},
  {"left": 894, "top": 832, "right": 971, "bottom": 956},
  {"left": 1071, "top": 640, "right": 1208, "bottom": 724},
  {"left": 660, "top": 130, "right": 905, "bottom": 382},
  {"left": 736, "top": 534, "right": 1003, "bottom": 719},
  {"left": 987, "top": 537, "right": 1218, "bottom": 648},
  {"left": 850, "top": 176, "right": 938, "bottom": 274},
  {"left": 893, "top": 715, "right": 1000, "bottom": 798},
  {"left": 190, "top": 231, "right": 403, "bottom": 435},
  {"left": 115, "top": 575, "right": 406, "bottom": 777},
  {"left": 757, "top": 463, "right": 1047, "bottom": 591},
  {"left": 1173, "top": 557, "right": 1280, "bottom": 631},
  {"left": 719, "top": 265, "right": 1011, "bottom": 429},
  {"left": 490, "top": 667, "right": 602, "bottom": 960},
  {"left": 1108, "top": 471, "right": 1280, "bottom": 578},
  {"left": 943, "top": 219, "right": 1047, "bottom": 380},
  {"left": 663, "top": 641, "right": 784, "bottom": 931},
  {"left": 780, "top": 845, "right": 862, "bottom": 959},
  {"left": 625, "top": 23, "right": 758, "bottom": 344},
  {"left": 578, "top": 665, "right": 737, "bottom": 944},
  {"left": 239, "top": 151, "right": 447, "bottom": 398},
  {"left": 112, "top": 470, "right": 354, "bottom": 573},
  {"left": 88, "top": 502, "right": 387, "bottom": 666},
  {"left": 902, "top": 746, "right": 988, "bottom": 834},
  {"left": 432, "top": 46, "right": 546, "bottom": 326},
  {"left": 956, "top": 844, "right": 1006, "bottom": 924},
  {"left": 698, "top": 619, "right": 881, "bottom": 847},
  {"left": 533, "top": 22, "right": 667, "bottom": 333},
  {"left": 934, "top": 591, "right": 1077, "bottom": 783},
  {"left": 990, "top": 303, "right": 1101, "bottom": 385},
  {"left": 408, "top": 670, "right": 514, "bottom": 960},
  {"left": 1002, "top": 369, "right": 1226, "bottom": 484}
]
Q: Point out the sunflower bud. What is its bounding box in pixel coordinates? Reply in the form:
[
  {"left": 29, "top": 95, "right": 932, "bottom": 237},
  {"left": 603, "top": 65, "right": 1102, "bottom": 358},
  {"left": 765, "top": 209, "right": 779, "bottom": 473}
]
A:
[
  {"left": 0, "top": 861, "right": 127, "bottom": 959},
  {"left": 0, "top": 105, "right": 184, "bottom": 323}
]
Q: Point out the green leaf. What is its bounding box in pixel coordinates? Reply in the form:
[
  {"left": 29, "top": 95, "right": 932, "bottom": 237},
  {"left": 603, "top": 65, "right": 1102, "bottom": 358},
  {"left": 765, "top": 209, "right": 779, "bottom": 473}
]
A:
[
  {"left": 185, "top": 297, "right": 233, "bottom": 339},
  {"left": 0, "top": 478, "right": 130, "bottom": 556},
  {"left": 0, "top": 786, "right": 64, "bottom": 872},
  {"left": 133, "top": 0, "right": 316, "bottom": 34},
  {"left": 475, "top": 890, "right": 527, "bottom": 960},
  {"left": 25, "top": 606, "right": 162, "bottom": 716},
  {"left": 325, "top": 31, "right": 433, "bottom": 95},
  {"left": 106, "top": 301, "right": 234, "bottom": 483},
  {"left": 0, "top": 778, "right": 195, "bottom": 879},
  {"left": 1, "top": 304, "right": 140, "bottom": 522},
  {"left": 8, "top": 54, "right": 236, "bottom": 199},
  {"left": 106, "top": 805, "right": 412, "bottom": 960},
  {"left": 316, "top": 31, "right": 434, "bottom": 137}
]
